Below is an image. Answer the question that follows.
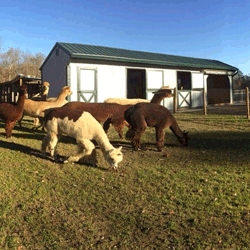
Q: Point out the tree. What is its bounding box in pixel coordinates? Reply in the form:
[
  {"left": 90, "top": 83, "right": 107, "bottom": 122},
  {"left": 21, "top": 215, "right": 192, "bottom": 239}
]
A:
[
  {"left": 0, "top": 47, "right": 45, "bottom": 82},
  {"left": 233, "top": 71, "right": 250, "bottom": 90}
]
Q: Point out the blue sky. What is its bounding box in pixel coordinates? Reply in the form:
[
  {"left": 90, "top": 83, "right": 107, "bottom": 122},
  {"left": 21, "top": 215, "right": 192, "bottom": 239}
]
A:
[{"left": 1, "top": 0, "right": 250, "bottom": 74}]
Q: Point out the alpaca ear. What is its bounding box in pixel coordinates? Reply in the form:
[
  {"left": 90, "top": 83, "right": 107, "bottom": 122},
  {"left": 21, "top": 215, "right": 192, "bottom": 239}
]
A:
[{"left": 118, "top": 146, "right": 122, "bottom": 151}]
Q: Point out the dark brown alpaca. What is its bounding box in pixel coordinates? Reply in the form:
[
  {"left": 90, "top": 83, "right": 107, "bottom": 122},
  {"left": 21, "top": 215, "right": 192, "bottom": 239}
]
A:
[
  {"left": 124, "top": 103, "right": 188, "bottom": 151},
  {"left": 62, "top": 87, "right": 172, "bottom": 139},
  {"left": 0, "top": 85, "right": 27, "bottom": 138},
  {"left": 59, "top": 102, "right": 131, "bottom": 139}
]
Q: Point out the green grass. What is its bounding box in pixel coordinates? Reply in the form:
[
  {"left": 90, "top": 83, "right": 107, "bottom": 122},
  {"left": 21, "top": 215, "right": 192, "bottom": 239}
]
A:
[{"left": 0, "top": 111, "right": 250, "bottom": 249}]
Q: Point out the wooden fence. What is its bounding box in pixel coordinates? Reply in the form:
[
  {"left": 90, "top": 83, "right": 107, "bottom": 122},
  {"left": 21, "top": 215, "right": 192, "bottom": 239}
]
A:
[
  {"left": 172, "top": 87, "right": 207, "bottom": 115},
  {"left": 0, "top": 75, "right": 41, "bottom": 103}
]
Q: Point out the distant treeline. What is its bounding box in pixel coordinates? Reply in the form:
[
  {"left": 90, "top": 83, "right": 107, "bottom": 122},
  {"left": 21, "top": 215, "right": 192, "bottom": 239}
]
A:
[
  {"left": 0, "top": 47, "right": 46, "bottom": 83},
  {"left": 233, "top": 71, "right": 250, "bottom": 89}
]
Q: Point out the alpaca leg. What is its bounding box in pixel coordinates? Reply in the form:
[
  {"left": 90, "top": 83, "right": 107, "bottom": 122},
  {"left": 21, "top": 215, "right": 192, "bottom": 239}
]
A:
[
  {"left": 34, "top": 118, "right": 39, "bottom": 126},
  {"left": 126, "top": 125, "right": 146, "bottom": 151},
  {"left": 41, "top": 134, "right": 50, "bottom": 157},
  {"left": 103, "top": 118, "right": 112, "bottom": 134},
  {"left": 112, "top": 121, "right": 125, "bottom": 139},
  {"left": 48, "top": 133, "right": 58, "bottom": 159},
  {"left": 65, "top": 139, "right": 97, "bottom": 165},
  {"left": 132, "top": 126, "right": 146, "bottom": 150},
  {"left": 5, "top": 121, "right": 16, "bottom": 138},
  {"left": 41, "top": 133, "right": 58, "bottom": 159},
  {"left": 18, "top": 114, "right": 24, "bottom": 128},
  {"left": 155, "top": 127, "right": 165, "bottom": 152}
]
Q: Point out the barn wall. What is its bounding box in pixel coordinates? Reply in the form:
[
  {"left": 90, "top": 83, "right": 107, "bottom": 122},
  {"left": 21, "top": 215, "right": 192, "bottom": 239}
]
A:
[
  {"left": 69, "top": 63, "right": 126, "bottom": 102},
  {"left": 191, "top": 72, "right": 204, "bottom": 108},
  {"left": 65, "top": 61, "right": 234, "bottom": 109},
  {"left": 69, "top": 63, "right": 181, "bottom": 106},
  {"left": 41, "top": 48, "right": 70, "bottom": 98}
]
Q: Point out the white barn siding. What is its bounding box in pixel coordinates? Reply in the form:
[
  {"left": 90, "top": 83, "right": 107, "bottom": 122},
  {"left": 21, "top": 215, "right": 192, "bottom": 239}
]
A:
[
  {"left": 68, "top": 63, "right": 126, "bottom": 102},
  {"left": 191, "top": 72, "right": 204, "bottom": 107},
  {"left": 97, "top": 65, "right": 126, "bottom": 102},
  {"left": 42, "top": 48, "right": 70, "bottom": 98},
  {"left": 163, "top": 70, "right": 177, "bottom": 110},
  {"left": 164, "top": 70, "right": 177, "bottom": 89}
]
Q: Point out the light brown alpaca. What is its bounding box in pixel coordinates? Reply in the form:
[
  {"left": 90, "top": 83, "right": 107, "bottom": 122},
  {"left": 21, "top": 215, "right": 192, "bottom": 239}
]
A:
[
  {"left": 31, "top": 81, "right": 50, "bottom": 101},
  {"left": 18, "top": 86, "right": 72, "bottom": 128},
  {"left": 31, "top": 81, "right": 50, "bottom": 126}
]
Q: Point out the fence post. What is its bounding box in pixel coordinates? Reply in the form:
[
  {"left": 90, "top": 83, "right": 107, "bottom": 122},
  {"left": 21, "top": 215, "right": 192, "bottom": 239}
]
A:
[
  {"left": 203, "top": 88, "right": 207, "bottom": 115},
  {"left": 173, "top": 87, "right": 177, "bottom": 113},
  {"left": 246, "top": 87, "right": 249, "bottom": 119}
]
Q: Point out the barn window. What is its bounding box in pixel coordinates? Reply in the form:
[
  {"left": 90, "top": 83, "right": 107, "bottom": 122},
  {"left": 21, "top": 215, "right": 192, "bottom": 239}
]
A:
[
  {"left": 56, "top": 48, "right": 60, "bottom": 56},
  {"left": 177, "top": 71, "right": 191, "bottom": 90}
]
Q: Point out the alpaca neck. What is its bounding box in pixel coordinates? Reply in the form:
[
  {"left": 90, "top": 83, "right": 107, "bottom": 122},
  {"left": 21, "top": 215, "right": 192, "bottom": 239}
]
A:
[
  {"left": 94, "top": 131, "right": 114, "bottom": 153},
  {"left": 17, "top": 91, "right": 26, "bottom": 109},
  {"left": 170, "top": 118, "right": 184, "bottom": 139},
  {"left": 150, "top": 93, "right": 165, "bottom": 105},
  {"left": 55, "top": 91, "right": 67, "bottom": 104},
  {"left": 42, "top": 88, "right": 49, "bottom": 97}
]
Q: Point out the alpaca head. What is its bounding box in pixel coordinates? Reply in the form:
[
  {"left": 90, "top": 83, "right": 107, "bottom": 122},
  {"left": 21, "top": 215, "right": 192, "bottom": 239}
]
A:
[
  {"left": 42, "top": 81, "right": 50, "bottom": 95},
  {"left": 178, "top": 131, "right": 189, "bottom": 146},
  {"left": 152, "top": 87, "right": 172, "bottom": 98},
  {"left": 61, "top": 86, "right": 73, "bottom": 97},
  {"left": 104, "top": 146, "right": 123, "bottom": 170}
]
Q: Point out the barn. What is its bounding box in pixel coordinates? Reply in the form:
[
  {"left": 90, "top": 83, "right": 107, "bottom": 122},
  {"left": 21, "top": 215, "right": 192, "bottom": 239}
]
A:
[{"left": 40, "top": 42, "right": 238, "bottom": 110}]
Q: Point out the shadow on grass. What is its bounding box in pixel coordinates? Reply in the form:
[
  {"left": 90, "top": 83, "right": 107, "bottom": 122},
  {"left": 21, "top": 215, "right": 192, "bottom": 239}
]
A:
[
  {"left": 0, "top": 138, "right": 51, "bottom": 160},
  {"left": 0, "top": 138, "right": 109, "bottom": 171},
  {"left": 189, "top": 131, "right": 250, "bottom": 150}
]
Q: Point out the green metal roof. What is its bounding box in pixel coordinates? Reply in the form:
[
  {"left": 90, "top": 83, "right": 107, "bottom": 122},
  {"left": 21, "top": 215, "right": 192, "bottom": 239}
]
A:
[{"left": 53, "top": 42, "right": 238, "bottom": 71}]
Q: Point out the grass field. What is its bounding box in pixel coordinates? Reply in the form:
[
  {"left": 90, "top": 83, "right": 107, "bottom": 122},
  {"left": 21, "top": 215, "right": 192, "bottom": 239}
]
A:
[{"left": 0, "top": 105, "right": 250, "bottom": 249}]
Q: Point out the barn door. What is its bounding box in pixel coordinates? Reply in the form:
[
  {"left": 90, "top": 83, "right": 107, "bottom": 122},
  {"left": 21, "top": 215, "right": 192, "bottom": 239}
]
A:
[
  {"left": 77, "top": 68, "right": 97, "bottom": 102},
  {"left": 147, "top": 70, "right": 164, "bottom": 102},
  {"left": 127, "top": 69, "right": 146, "bottom": 99}
]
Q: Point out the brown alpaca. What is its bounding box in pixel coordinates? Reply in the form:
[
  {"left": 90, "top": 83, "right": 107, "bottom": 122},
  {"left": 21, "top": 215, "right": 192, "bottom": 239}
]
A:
[
  {"left": 0, "top": 85, "right": 27, "bottom": 138},
  {"left": 124, "top": 103, "right": 188, "bottom": 151},
  {"left": 150, "top": 87, "right": 172, "bottom": 104},
  {"left": 63, "top": 87, "right": 172, "bottom": 139},
  {"left": 56, "top": 102, "right": 131, "bottom": 139},
  {"left": 18, "top": 86, "right": 72, "bottom": 128}
]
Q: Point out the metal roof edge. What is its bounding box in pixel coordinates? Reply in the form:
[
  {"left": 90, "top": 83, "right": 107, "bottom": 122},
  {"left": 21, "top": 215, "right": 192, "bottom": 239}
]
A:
[{"left": 71, "top": 53, "right": 238, "bottom": 71}]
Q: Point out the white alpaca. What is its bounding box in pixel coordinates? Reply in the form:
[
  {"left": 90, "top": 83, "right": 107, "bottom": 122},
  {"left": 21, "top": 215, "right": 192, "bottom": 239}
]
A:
[
  {"left": 104, "top": 86, "right": 172, "bottom": 105},
  {"left": 41, "top": 110, "right": 123, "bottom": 169},
  {"left": 104, "top": 98, "right": 149, "bottom": 105}
]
